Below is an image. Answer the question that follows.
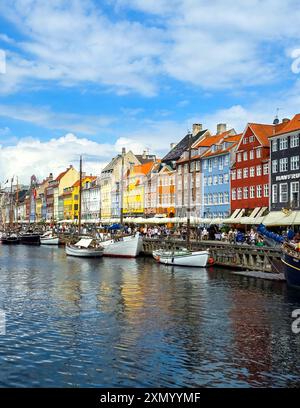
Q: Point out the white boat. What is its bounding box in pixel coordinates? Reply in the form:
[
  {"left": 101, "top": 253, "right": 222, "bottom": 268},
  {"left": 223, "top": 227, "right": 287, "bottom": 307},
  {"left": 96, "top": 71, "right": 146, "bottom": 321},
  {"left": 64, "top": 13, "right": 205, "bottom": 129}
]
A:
[
  {"left": 101, "top": 233, "right": 143, "bottom": 258},
  {"left": 65, "top": 238, "right": 104, "bottom": 257},
  {"left": 153, "top": 249, "right": 209, "bottom": 267},
  {"left": 40, "top": 231, "right": 60, "bottom": 245}
]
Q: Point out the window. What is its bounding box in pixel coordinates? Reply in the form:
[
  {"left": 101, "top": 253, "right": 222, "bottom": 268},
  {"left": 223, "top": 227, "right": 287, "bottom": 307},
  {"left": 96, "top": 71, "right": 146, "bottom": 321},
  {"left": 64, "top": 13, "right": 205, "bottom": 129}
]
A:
[
  {"left": 219, "top": 175, "right": 223, "bottom": 184},
  {"left": 204, "top": 177, "right": 207, "bottom": 186},
  {"left": 243, "top": 151, "right": 248, "bottom": 161},
  {"left": 213, "top": 176, "right": 218, "bottom": 185},
  {"left": 219, "top": 193, "right": 224, "bottom": 204},
  {"left": 280, "top": 183, "right": 288, "bottom": 202},
  {"left": 243, "top": 168, "right": 248, "bottom": 178},
  {"left": 291, "top": 135, "right": 300, "bottom": 148},
  {"left": 250, "top": 150, "right": 254, "bottom": 160},
  {"left": 224, "top": 174, "right": 229, "bottom": 184},
  {"left": 256, "top": 148, "right": 261, "bottom": 158},
  {"left": 232, "top": 188, "right": 236, "bottom": 200},
  {"left": 263, "top": 163, "right": 269, "bottom": 175},
  {"left": 219, "top": 156, "right": 224, "bottom": 170},
  {"left": 237, "top": 153, "right": 242, "bottom": 162},
  {"left": 224, "top": 155, "right": 229, "bottom": 166},
  {"left": 272, "top": 139, "right": 278, "bottom": 152},
  {"left": 243, "top": 137, "right": 248, "bottom": 144},
  {"left": 237, "top": 169, "right": 242, "bottom": 179},
  {"left": 74, "top": 204, "right": 79, "bottom": 211},
  {"left": 250, "top": 167, "right": 255, "bottom": 177},
  {"left": 203, "top": 160, "right": 207, "bottom": 170},
  {"left": 272, "top": 160, "right": 278, "bottom": 173},
  {"left": 291, "top": 156, "right": 299, "bottom": 171},
  {"left": 263, "top": 184, "right": 269, "bottom": 197},
  {"left": 74, "top": 194, "right": 79, "bottom": 200},
  {"left": 249, "top": 136, "right": 255, "bottom": 143},
  {"left": 213, "top": 157, "right": 218, "bottom": 167},
  {"left": 204, "top": 194, "right": 208, "bottom": 205},
  {"left": 256, "top": 165, "right": 262, "bottom": 176},
  {"left": 291, "top": 182, "right": 299, "bottom": 207},
  {"left": 208, "top": 193, "right": 213, "bottom": 204},
  {"left": 195, "top": 161, "right": 200, "bottom": 171},
  {"left": 213, "top": 193, "right": 218, "bottom": 204},
  {"left": 279, "top": 158, "right": 288, "bottom": 172},
  {"left": 250, "top": 186, "right": 255, "bottom": 198},
  {"left": 272, "top": 184, "right": 278, "bottom": 203},
  {"left": 243, "top": 187, "right": 248, "bottom": 199},
  {"left": 208, "top": 176, "right": 212, "bottom": 186},
  {"left": 231, "top": 170, "right": 236, "bottom": 180},
  {"left": 256, "top": 185, "right": 262, "bottom": 198},
  {"left": 279, "top": 137, "right": 288, "bottom": 150},
  {"left": 224, "top": 192, "right": 229, "bottom": 203},
  {"left": 237, "top": 188, "right": 242, "bottom": 200},
  {"left": 208, "top": 159, "right": 212, "bottom": 172}
]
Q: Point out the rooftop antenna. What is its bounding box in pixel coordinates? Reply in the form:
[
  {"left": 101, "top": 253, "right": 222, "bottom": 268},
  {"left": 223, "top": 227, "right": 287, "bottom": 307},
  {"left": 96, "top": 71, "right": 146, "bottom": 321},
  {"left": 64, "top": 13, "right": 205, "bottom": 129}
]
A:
[{"left": 273, "top": 107, "right": 281, "bottom": 125}]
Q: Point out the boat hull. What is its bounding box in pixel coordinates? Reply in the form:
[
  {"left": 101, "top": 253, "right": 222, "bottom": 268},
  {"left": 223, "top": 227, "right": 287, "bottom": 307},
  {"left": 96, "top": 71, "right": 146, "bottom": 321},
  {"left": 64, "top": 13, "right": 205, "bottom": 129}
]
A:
[
  {"left": 102, "top": 234, "right": 143, "bottom": 258},
  {"left": 157, "top": 250, "right": 209, "bottom": 267},
  {"left": 40, "top": 237, "right": 59, "bottom": 245},
  {"left": 65, "top": 244, "right": 104, "bottom": 257},
  {"left": 1, "top": 237, "right": 20, "bottom": 244},
  {"left": 282, "top": 251, "right": 300, "bottom": 288},
  {"left": 20, "top": 234, "right": 41, "bottom": 245}
]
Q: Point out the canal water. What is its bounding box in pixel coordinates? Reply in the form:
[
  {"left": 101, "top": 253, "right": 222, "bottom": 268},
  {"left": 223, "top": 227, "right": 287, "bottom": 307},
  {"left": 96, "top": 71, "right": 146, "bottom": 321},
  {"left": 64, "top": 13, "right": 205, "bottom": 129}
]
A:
[{"left": 0, "top": 245, "right": 300, "bottom": 387}]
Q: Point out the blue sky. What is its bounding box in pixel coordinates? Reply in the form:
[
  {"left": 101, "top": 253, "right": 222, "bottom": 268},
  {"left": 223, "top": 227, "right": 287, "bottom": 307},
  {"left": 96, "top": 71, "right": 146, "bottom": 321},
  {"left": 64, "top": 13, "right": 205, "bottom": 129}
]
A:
[{"left": 0, "top": 0, "right": 300, "bottom": 182}]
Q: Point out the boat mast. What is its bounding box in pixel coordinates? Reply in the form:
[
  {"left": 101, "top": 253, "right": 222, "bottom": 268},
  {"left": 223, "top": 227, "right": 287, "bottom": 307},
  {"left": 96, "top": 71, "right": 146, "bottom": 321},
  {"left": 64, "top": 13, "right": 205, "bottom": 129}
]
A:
[
  {"left": 78, "top": 155, "right": 82, "bottom": 235},
  {"left": 186, "top": 132, "right": 192, "bottom": 249},
  {"left": 9, "top": 176, "right": 14, "bottom": 230},
  {"left": 16, "top": 176, "right": 19, "bottom": 226},
  {"left": 120, "top": 147, "right": 126, "bottom": 226}
]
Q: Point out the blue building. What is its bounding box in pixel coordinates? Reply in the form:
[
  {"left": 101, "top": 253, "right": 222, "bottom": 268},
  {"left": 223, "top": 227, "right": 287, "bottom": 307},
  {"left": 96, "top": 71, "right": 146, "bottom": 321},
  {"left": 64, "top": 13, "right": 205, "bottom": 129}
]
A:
[{"left": 201, "top": 134, "right": 241, "bottom": 219}]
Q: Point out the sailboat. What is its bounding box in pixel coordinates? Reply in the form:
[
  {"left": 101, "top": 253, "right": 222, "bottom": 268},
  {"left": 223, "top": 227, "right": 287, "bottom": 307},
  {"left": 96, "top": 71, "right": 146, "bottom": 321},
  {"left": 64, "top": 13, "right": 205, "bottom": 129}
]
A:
[
  {"left": 40, "top": 231, "right": 60, "bottom": 245},
  {"left": 1, "top": 177, "right": 20, "bottom": 245},
  {"left": 153, "top": 134, "right": 209, "bottom": 267},
  {"left": 101, "top": 147, "right": 143, "bottom": 258},
  {"left": 65, "top": 156, "right": 104, "bottom": 257}
]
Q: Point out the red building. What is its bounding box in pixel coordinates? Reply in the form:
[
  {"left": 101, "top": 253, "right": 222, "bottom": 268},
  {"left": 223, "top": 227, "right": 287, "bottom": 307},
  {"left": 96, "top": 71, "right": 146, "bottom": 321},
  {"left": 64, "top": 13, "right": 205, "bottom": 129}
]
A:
[{"left": 231, "top": 122, "right": 286, "bottom": 216}]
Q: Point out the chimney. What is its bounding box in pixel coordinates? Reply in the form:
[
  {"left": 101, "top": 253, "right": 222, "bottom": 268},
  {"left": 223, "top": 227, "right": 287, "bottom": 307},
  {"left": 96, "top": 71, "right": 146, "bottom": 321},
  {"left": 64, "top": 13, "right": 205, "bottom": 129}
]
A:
[
  {"left": 49, "top": 173, "right": 53, "bottom": 181},
  {"left": 217, "top": 123, "right": 227, "bottom": 134},
  {"left": 192, "top": 123, "right": 202, "bottom": 136},
  {"left": 142, "top": 150, "right": 147, "bottom": 159},
  {"left": 170, "top": 143, "right": 176, "bottom": 150},
  {"left": 122, "top": 147, "right": 126, "bottom": 155},
  {"left": 282, "top": 118, "right": 290, "bottom": 123}
]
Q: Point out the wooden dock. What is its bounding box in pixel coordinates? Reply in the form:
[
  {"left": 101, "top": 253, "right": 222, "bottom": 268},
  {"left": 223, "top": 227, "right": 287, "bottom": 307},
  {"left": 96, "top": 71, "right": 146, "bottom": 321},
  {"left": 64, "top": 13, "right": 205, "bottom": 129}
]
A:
[{"left": 142, "top": 238, "right": 283, "bottom": 273}]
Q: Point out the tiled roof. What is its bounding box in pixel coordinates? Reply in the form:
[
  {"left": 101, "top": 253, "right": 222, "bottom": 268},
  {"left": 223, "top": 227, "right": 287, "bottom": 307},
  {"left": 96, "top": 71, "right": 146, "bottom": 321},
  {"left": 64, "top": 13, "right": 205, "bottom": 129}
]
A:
[
  {"left": 201, "top": 143, "right": 238, "bottom": 158},
  {"left": 271, "top": 114, "right": 300, "bottom": 136},
  {"left": 101, "top": 155, "right": 121, "bottom": 173},
  {"left": 55, "top": 166, "right": 73, "bottom": 181},
  {"left": 133, "top": 162, "right": 155, "bottom": 175}
]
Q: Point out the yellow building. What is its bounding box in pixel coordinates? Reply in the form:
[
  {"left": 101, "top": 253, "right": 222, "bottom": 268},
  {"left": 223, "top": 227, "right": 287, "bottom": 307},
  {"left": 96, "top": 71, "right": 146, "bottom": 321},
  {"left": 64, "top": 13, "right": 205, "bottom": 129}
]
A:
[
  {"left": 63, "top": 176, "right": 96, "bottom": 220},
  {"left": 123, "top": 162, "right": 154, "bottom": 216}
]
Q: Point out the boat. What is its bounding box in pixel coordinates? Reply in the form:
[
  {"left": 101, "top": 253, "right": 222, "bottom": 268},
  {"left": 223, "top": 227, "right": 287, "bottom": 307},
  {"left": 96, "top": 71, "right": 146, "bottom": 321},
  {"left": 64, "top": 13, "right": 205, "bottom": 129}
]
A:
[
  {"left": 1, "top": 233, "right": 20, "bottom": 245},
  {"left": 65, "top": 238, "right": 104, "bottom": 257},
  {"left": 101, "top": 233, "right": 143, "bottom": 258},
  {"left": 40, "top": 231, "right": 60, "bottom": 245},
  {"left": 281, "top": 242, "right": 300, "bottom": 288},
  {"left": 19, "top": 232, "right": 41, "bottom": 245},
  {"left": 153, "top": 249, "right": 209, "bottom": 267}
]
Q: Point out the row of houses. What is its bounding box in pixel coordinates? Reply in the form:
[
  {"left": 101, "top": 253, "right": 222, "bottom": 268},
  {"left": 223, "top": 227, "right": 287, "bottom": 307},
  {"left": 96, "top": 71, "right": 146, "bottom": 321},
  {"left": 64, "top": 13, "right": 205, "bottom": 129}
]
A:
[{"left": 1, "top": 113, "right": 300, "bottom": 224}]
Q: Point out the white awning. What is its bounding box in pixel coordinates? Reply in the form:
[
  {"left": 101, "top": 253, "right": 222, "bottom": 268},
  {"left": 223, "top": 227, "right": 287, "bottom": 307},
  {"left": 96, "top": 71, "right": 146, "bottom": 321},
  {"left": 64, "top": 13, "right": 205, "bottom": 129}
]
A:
[
  {"left": 223, "top": 208, "right": 245, "bottom": 224},
  {"left": 264, "top": 211, "right": 300, "bottom": 226},
  {"left": 240, "top": 207, "right": 268, "bottom": 225},
  {"left": 75, "top": 238, "right": 93, "bottom": 248}
]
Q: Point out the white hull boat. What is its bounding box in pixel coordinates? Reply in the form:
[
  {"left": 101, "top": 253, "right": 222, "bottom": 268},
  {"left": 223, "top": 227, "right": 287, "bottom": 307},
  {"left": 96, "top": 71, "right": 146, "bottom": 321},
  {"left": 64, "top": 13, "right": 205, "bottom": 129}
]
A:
[
  {"left": 153, "top": 249, "right": 209, "bottom": 267},
  {"left": 65, "top": 238, "right": 104, "bottom": 258},
  {"left": 40, "top": 235, "right": 60, "bottom": 245},
  {"left": 101, "top": 233, "right": 143, "bottom": 258}
]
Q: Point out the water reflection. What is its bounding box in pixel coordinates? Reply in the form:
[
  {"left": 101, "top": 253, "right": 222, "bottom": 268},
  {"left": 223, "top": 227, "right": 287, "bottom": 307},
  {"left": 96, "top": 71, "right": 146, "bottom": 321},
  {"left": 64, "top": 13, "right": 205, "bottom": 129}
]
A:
[{"left": 0, "top": 245, "right": 300, "bottom": 387}]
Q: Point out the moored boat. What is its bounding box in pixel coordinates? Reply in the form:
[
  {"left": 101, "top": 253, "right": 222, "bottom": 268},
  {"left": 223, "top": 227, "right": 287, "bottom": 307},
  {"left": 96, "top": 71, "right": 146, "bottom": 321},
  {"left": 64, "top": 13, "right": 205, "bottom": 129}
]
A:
[
  {"left": 1, "top": 233, "right": 20, "bottom": 245},
  {"left": 101, "top": 233, "right": 143, "bottom": 258},
  {"left": 154, "top": 249, "right": 209, "bottom": 267},
  {"left": 20, "top": 232, "right": 41, "bottom": 245},
  {"left": 282, "top": 243, "right": 300, "bottom": 288},
  {"left": 65, "top": 238, "right": 104, "bottom": 257},
  {"left": 40, "top": 231, "right": 60, "bottom": 245}
]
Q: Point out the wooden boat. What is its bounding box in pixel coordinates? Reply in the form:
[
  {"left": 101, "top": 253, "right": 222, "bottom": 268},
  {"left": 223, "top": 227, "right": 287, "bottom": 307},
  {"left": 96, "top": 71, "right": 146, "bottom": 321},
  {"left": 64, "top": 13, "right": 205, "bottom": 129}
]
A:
[
  {"left": 101, "top": 233, "right": 143, "bottom": 258},
  {"left": 65, "top": 238, "right": 104, "bottom": 257},
  {"left": 282, "top": 242, "right": 300, "bottom": 288},
  {"left": 20, "top": 232, "right": 41, "bottom": 245},
  {"left": 153, "top": 249, "right": 209, "bottom": 267},
  {"left": 40, "top": 231, "right": 60, "bottom": 245}
]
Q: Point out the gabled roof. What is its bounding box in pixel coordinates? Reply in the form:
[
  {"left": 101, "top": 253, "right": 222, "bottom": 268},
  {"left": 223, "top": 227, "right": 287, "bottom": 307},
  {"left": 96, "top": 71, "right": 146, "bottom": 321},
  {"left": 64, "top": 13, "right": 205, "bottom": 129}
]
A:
[
  {"left": 162, "top": 130, "right": 207, "bottom": 163},
  {"left": 271, "top": 114, "right": 300, "bottom": 136},
  {"left": 132, "top": 161, "right": 156, "bottom": 176},
  {"left": 101, "top": 155, "right": 121, "bottom": 173},
  {"left": 72, "top": 176, "right": 96, "bottom": 187},
  {"left": 56, "top": 169, "right": 68, "bottom": 181}
]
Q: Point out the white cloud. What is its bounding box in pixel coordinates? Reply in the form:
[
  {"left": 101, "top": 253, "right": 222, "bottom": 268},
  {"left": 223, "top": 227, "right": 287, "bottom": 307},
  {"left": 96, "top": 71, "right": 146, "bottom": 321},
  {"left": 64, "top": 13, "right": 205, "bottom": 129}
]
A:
[
  {"left": 0, "top": 0, "right": 300, "bottom": 95},
  {"left": 0, "top": 104, "right": 115, "bottom": 135}
]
